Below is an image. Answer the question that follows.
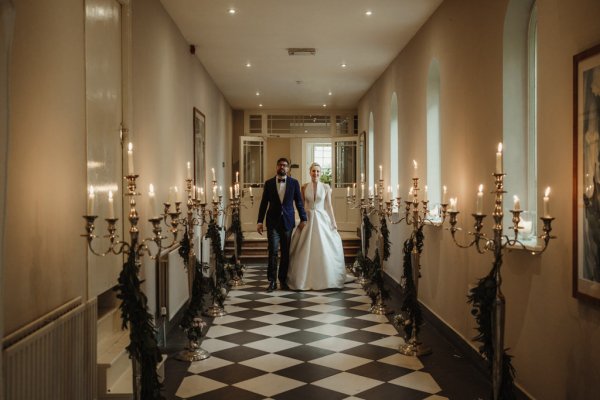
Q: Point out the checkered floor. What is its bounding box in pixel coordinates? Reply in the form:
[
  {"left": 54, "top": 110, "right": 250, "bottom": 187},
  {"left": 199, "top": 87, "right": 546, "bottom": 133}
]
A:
[{"left": 169, "top": 266, "right": 449, "bottom": 400}]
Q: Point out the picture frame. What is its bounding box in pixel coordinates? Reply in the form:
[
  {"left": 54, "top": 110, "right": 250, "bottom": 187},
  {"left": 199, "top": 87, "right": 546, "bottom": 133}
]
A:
[
  {"left": 573, "top": 43, "right": 600, "bottom": 304},
  {"left": 193, "top": 107, "right": 206, "bottom": 196}
]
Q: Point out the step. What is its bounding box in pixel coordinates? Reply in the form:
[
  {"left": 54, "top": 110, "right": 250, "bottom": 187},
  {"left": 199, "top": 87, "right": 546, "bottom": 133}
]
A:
[
  {"left": 100, "top": 354, "right": 168, "bottom": 399},
  {"left": 97, "top": 307, "right": 121, "bottom": 345},
  {"left": 97, "top": 329, "right": 131, "bottom": 395}
]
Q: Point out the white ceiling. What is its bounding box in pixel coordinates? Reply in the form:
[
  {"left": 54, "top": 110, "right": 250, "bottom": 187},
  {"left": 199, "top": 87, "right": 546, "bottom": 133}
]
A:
[{"left": 160, "top": 0, "right": 443, "bottom": 111}]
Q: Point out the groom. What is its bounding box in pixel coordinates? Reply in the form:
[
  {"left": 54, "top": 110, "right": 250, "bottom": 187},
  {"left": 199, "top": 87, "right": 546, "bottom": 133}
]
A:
[{"left": 257, "top": 157, "right": 307, "bottom": 292}]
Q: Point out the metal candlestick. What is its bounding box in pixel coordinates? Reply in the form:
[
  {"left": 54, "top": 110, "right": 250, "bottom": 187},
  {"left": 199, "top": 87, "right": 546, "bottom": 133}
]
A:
[{"left": 444, "top": 172, "right": 555, "bottom": 400}]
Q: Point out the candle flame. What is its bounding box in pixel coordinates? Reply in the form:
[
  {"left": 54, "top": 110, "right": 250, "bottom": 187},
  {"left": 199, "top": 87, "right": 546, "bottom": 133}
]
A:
[
  {"left": 187, "top": 161, "right": 191, "bottom": 168},
  {"left": 498, "top": 142, "right": 503, "bottom": 152},
  {"left": 478, "top": 184, "right": 483, "bottom": 192},
  {"left": 128, "top": 142, "right": 133, "bottom": 152},
  {"left": 108, "top": 190, "right": 113, "bottom": 200},
  {"left": 425, "top": 185, "right": 428, "bottom": 192},
  {"left": 443, "top": 185, "right": 447, "bottom": 193},
  {"left": 545, "top": 187, "right": 551, "bottom": 197},
  {"left": 149, "top": 183, "right": 155, "bottom": 194},
  {"left": 89, "top": 185, "right": 94, "bottom": 195},
  {"left": 413, "top": 160, "right": 418, "bottom": 168},
  {"left": 513, "top": 195, "right": 519, "bottom": 202}
]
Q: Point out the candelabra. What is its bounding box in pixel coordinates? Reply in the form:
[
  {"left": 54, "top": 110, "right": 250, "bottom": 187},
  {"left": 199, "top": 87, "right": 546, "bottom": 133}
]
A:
[
  {"left": 445, "top": 171, "right": 555, "bottom": 400},
  {"left": 164, "top": 178, "right": 211, "bottom": 362},
  {"left": 225, "top": 187, "right": 254, "bottom": 287},
  {"left": 83, "top": 174, "right": 176, "bottom": 400},
  {"left": 346, "top": 189, "right": 377, "bottom": 286}
]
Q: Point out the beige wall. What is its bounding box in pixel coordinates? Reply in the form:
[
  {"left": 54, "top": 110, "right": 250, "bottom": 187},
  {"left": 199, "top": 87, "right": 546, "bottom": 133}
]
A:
[
  {"left": 266, "top": 138, "right": 291, "bottom": 176},
  {"left": 3, "top": 0, "right": 231, "bottom": 331},
  {"left": 358, "top": 0, "right": 600, "bottom": 398}
]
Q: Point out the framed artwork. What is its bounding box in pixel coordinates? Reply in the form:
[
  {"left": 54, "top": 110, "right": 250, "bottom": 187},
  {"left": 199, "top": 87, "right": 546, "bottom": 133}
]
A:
[
  {"left": 573, "top": 43, "right": 600, "bottom": 303},
  {"left": 193, "top": 107, "right": 206, "bottom": 195}
]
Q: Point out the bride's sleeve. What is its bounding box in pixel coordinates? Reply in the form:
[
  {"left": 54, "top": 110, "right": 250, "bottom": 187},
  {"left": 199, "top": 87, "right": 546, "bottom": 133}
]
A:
[{"left": 324, "top": 184, "right": 337, "bottom": 230}]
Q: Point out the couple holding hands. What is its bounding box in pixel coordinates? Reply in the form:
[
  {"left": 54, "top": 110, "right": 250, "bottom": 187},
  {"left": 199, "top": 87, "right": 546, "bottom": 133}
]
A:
[{"left": 257, "top": 158, "right": 348, "bottom": 292}]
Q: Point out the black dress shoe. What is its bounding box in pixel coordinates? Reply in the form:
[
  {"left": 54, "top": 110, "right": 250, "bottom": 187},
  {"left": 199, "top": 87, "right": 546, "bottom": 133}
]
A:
[
  {"left": 266, "top": 281, "right": 277, "bottom": 292},
  {"left": 279, "top": 283, "right": 290, "bottom": 291}
]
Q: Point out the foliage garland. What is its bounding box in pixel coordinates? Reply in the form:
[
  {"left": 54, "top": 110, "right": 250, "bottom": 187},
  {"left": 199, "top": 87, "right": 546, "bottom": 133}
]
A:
[
  {"left": 360, "top": 249, "right": 389, "bottom": 306},
  {"left": 468, "top": 260, "right": 516, "bottom": 400},
  {"left": 225, "top": 211, "right": 245, "bottom": 280},
  {"left": 380, "top": 215, "right": 391, "bottom": 261},
  {"left": 362, "top": 213, "right": 376, "bottom": 256},
  {"left": 393, "top": 227, "right": 424, "bottom": 340},
  {"left": 115, "top": 246, "right": 164, "bottom": 399},
  {"left": 177, "top": 226, "right": 207, "bottom": 340},
  {"left": 206, "top": 219, "right": 228, "bottom": 307}
]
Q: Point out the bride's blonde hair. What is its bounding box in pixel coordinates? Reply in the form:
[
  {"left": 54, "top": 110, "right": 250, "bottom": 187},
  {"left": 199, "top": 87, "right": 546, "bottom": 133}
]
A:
[{"left": 309, "top": 162, "right": 321, "bottom": 171}]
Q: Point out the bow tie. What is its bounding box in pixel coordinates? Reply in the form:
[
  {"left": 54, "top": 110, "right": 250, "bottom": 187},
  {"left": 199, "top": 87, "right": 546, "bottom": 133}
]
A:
[{"left": 277, "top": 178, "right": 286, "bottom": 183}]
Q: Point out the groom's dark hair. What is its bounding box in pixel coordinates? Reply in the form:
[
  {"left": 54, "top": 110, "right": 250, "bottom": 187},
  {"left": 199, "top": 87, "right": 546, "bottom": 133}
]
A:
[{"left": 276, "top": 157, "right": 290, "bottom": 165}]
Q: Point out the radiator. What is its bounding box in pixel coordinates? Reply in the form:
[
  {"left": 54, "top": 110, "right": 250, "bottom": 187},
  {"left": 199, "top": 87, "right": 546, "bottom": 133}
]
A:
[
  {"left": 3, "top": 297, "right": 97, "bottom": 400},
  {"left": 158, "top": 246, "right": 189, "bottom": 321}
]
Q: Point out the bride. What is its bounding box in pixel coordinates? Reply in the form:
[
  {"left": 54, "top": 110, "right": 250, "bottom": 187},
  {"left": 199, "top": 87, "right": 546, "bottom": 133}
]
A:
[{"left": 287, "top": 162, "right": 346, "bottom": 290}]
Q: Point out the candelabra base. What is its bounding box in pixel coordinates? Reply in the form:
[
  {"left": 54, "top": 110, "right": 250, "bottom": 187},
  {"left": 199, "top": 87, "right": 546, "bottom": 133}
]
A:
[
  {"left": 229, "top": 276, "right": 244, "bottom": 287},
  {"left": 356, "top": 276, "right": 368, "bottom": 285},
  {"left": 398, "top": 339, "right": 432, "bottom": 356},
  {"left": 175, "top": 344, "right": 211, "bottom": 362},
  {"left": 203, "top": 305, "right": 227, "bottom": 317},
  {"left": 370, "top": 302, "right": 388, "bottom": 315}
]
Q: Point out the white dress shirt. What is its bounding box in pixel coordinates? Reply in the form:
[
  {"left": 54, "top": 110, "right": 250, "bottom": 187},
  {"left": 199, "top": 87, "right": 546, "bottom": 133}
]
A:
[{"left": 277, "top": 176, "right": 286, "bottom": 203}]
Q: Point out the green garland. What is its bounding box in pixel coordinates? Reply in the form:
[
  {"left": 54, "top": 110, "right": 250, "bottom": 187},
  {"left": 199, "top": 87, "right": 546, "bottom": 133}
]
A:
[
  {"left": 393, "top": 227, "right": 424, "bottom": 340},
  {"left": 380, "top": 215, "right": 391, "bottom": 261},
  {"left": 115, "top": 247, "right": 164, "bottom": 399},
  {"left": 362, "top": 214, "right": 376, "bottom": 256},
  {"left": 468, "top": 260, "right": 516, "bottom": 400},
  {"left": 225, "top": 211, "right": 245, "bottom": 281},
  {"left": 360, "top": 249, "right": 389, "bottom": 306},
  {"left": 206, "top": 220, "right": 228, "bottom": 307}
]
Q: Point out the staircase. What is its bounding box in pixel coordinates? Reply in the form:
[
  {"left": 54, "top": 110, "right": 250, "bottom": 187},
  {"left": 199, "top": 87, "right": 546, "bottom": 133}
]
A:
[
  {"left": 224, "top": 233, "right": 361, "bottom": 265},
  {"left": 97, "top": 306, "right": 167, "bottom": 399}
]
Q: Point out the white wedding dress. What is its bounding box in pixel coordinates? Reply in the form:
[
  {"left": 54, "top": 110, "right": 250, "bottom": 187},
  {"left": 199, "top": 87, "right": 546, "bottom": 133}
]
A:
[{"left": 287, "top": 181, "right": 346, "bottom": 290}]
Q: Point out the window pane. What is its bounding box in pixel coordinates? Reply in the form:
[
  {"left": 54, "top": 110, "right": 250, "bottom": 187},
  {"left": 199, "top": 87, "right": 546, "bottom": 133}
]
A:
[
  {"left": 267, "top": 114, "right": 330, "bottom": 135},
  {"left": 335, "top": 141, "right": 357, "bottom": 188},
  {"left": 243, "top": 140, "right": 263, "bottom": 186},
  {"left": 249, "top": 115, "right": 262, "bottom": 133}
]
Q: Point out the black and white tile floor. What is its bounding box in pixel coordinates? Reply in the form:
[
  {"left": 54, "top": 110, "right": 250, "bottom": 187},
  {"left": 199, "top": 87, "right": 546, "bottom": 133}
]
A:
[{"left": 163, "top": 265, "right": 488, "bottom": 399}]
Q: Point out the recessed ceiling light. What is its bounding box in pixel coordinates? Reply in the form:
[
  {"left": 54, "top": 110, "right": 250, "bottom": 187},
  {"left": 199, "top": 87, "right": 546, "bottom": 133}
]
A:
[
  {"left": 340, "top": 63, "right": 347, "bottom": 68},
  {"left": 259, "top": 103, "right": 263, "bottom": 107},
  {"left": 256, "top": 91, "right": 260, "bottom": 96},
  {"left": 228, "top": 8, "right": 236, "bottom": 15},
  {"left": 322, "top": 104, "right": 327, "bottom": 108},
  {"left": 328, "top": 91, "right": 332, "bottom": 96},
  {"left": 365, "top": 10, "right": 373, "bottom": 16},
  {"left": 245, "top": 62, "right": 252, "bottom": 68}
]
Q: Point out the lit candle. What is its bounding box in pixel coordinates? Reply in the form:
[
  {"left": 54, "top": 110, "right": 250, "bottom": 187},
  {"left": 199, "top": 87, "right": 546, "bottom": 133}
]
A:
[
  {"left": 424, "top": 185, "right": 428, "bottom": 202},
  {"left": 108, "top": 190, "right": 115, "bottom": 219},
  {"left": 219, "top": 186, "right": 223, "bottom": 197},
  {"left": 211, "top": 167, "right": 216, "bottom": 182},
  {"left": 450, "top": 197, "right": 457, "bottom": 212},
  {"left": 409, "top": 187, "right": 414, "bottom": 197},
  {"left": 249, "top": 186, "right": 253, "bottom": 197},
  {"left": 476, "top": 184, "right": 483, "bottom": 214},
  {"left": 127, "top": 142, "right": 134, "bottom": 175},
  {"left": 513, "top": 195, "right": 521, "bottom": 211},
  {"left": 87, "top": 186, "right": 95, "bottom": 215},
  {"left": 442, "top": 185, "right": 447, "bottom": 204},
  {"left": 543, "top": 187, "right": 551, "bottom": 217},
  {"left": 229, "top": 186, "right": 233, "bottom": 200},
  {"left": 495, "top": 143, "right": 503, "bottom": 174},
  {"left": 236, "top": 171, "right": 239, "bottom": 183},
  {"left": 379, "top": 165, "right": 383, "bottom": 181},
  {"left": 235, "top": 183, "right": 239, "bottom": 197},
  {"left": 174, "top": 186, "right": 180, "bottom": 202},
  {"left": 199, "top": 187, "right": 205, "bottom": 203},
  {"left": 387, "top": 186, "right": 391, "bottom": 202},
  {"left": 374, "top": 184, "right": 378, "bottom": 197},
  {"left": 413, "top": 160, "right": 418, "bottom": 178},
  {"left": 187, "top": 161, "right": 192, "bottom": 179},
  {"left": 361, "top": 173, "right": 364, "bottom": 183},
  {"left": 347, "top": 186, "right": 350, "bottom": 197},
  {"left": 212, "top": 185, "right": 217, "bottom": 202},
  {"left": 168, "top": 187, "right": 175, "bottom": 204},
  {"left": 369, "top": 186, "right": 373, "bottom": 198},
  {"left": 396, "top": 184, "right": 400, "bottom": 198},
  {"left": 353, "top": 183, "right": 356, "bottom": 197},
  {"left": 361, "top": 183, "right": 365, "bottom": 199},
  {"left": 149, "top": 184, "right": 157, "bottom": 217}
]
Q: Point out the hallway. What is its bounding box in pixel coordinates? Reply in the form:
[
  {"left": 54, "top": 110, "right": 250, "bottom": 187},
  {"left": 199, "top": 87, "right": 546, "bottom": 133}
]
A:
[{"left": 162, "top": 266, "right": 490, "bottom": 400}]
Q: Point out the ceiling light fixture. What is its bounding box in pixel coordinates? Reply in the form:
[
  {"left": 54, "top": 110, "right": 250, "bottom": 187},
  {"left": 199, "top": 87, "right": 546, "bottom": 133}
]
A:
[
  {"left": 328, "top": 91, "right": 332, "bottom": 96},
  {"left": 340, "top": 63, "right": 347, "bottom": 68},
  {"left": 245, "top": 62, "right": 252, "bottom": 68},
  {"left": 256, "top": 91, "right": 260, "bottom": 96},
  {"left": 259, "top": 103, "right": 263, "bottom": 107},
  {"left": 322, "top": 104, "right": 327, "bottom": 108},
  {"left": 365, "top": 10, "right": 373, "bottom": 16},
  {"left": 228, "top": 8, "right": 236, "bottom": 15}
]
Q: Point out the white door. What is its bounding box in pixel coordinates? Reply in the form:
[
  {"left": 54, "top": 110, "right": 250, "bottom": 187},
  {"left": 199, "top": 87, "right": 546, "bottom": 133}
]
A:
[
  {"left": 332, "top": 137, "right": 360, "bottom": 232},
  {"left": 240, "top": 136, "right": 267, "bottom": 232},
  {"left": 86, "top": 0, "right": 124, "bottom": 297}
]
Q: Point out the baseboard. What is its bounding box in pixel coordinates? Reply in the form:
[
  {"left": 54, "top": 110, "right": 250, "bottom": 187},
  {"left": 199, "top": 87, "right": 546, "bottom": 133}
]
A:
[{"left": 382, "top": 272, "right": 530, "bottom": 400}]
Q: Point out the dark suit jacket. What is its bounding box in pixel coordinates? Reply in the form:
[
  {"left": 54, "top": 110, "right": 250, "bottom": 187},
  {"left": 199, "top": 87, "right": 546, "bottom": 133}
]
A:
[{"left": 257, "top": 176, "right": 307, "bottom": 231}]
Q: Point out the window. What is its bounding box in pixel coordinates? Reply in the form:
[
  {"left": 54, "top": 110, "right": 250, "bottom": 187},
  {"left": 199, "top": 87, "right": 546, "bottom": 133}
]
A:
[
  {"left": 390, "top": 93, "right": 399, "bottom": 197},
  {"left": 312, "top": 143, "right": 333, "bottom": 184},
  {"left": 249, "top": 114, "right": 262, "bottom": 134},
  {"left": 503, "top": 0, "right": 537, "bottom": 239},
  {"left": 427, "top": 59, "right": 441, "bottom": 215},
  {"left": 267, "top": 114, "right": 330, "bottom": 135},
  {"left": 335, "top": 115, "right": 351, "bottom": 135}
]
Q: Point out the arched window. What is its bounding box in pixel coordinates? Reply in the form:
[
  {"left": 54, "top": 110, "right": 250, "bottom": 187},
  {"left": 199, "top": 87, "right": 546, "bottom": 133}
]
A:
[
  {"left": 390, "top": 93, "right": 399, "bottom": 197},
  {"left": 503, "top": 0, "right": 537, "bottom": 240},
  {"left": 368, "top": 112, "right": 375, "bottom": 187},
  {"left": 427, "top": 59, "right": 441, "bottom": 210}
]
